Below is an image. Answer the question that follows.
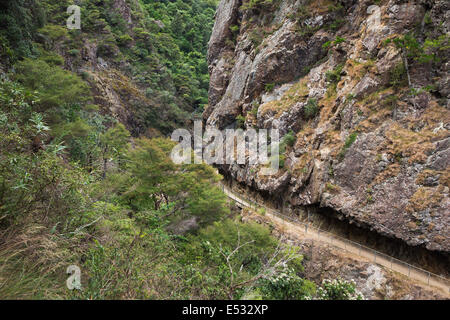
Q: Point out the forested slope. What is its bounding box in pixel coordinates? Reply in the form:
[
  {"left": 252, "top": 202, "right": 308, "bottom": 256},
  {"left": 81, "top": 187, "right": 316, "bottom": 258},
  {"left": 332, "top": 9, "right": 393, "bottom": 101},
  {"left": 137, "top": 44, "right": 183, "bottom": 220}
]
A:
[{"left": 1, "top": 0, "right": 216, "bottom": 135}]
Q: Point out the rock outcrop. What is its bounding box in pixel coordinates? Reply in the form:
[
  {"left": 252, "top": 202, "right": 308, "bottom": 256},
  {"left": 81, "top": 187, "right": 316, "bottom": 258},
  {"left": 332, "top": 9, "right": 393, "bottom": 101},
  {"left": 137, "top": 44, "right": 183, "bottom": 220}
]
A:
[{"left": 204, "top": 0, "right": 450, "bottom": 254}]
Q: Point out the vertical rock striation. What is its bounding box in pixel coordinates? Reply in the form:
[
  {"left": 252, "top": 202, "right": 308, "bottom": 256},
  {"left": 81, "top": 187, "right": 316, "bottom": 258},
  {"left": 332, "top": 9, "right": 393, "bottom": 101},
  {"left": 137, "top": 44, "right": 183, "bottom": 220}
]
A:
[{"left": 204, "top": 0, "right": 450, "bottom": 254}]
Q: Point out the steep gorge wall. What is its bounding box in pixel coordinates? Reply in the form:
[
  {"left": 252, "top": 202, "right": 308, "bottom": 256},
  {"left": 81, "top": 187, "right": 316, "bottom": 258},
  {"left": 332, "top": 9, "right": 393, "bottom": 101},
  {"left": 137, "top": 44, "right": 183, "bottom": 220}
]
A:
[{"left": 204, "top": 0, "right": 450, "bottom": 255}]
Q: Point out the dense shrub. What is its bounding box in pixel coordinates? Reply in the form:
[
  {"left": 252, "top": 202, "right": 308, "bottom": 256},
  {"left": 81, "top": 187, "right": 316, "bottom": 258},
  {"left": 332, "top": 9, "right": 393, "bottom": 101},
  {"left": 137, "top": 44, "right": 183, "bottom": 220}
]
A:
[
  {"left": 304, "top": 98, "right": 319, "bottom": 119},
  {"left": 13, "top": 58, "right": 91, "bottom": 110}
]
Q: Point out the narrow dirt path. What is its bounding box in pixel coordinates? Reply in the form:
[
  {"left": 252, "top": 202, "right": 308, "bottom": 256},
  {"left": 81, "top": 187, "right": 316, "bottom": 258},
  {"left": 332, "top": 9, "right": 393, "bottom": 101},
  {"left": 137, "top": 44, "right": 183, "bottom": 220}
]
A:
[{"left": 222, "top": 184, "right": 450, "bottom": 296}]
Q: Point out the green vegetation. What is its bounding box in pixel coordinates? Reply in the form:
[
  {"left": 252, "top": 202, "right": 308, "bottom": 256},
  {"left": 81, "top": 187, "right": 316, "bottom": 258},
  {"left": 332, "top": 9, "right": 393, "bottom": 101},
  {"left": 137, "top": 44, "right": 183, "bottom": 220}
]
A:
[
  {"left": 14, "top": 58, "right": 90, "bottom": 110},
  {"left": 338, "top": 132, "right": 358, "bottom": 161},
  {"left": 250, "top": 101, "right": 260, "bottom": 118},
  {"left": 275, "top": 130, "right": 297, "bottom": 169},
  {"left": 236, "top": 115, "right": 246, "bottom": 129},
  {"left": 241, "top": 0, "right": 281, "bottom": 12},
  {"left": 0, "top": 0, "right": 45, "bottom": 62},
  {"left": 304, "top": 98, "right": 319, "bottom": 119},
  {"left": 386, "top": 33, "right": 449, "bottom": 65},
  {"left": 0, "top": 0, "right": 364, "bottom": 301},
  {"left": 265, "top": 82, "right": 275, "bottom": 92},
  {"left": 249, "top": 28, "right": 265, "bottom": 48},
  {"left": 383, "top": 94, "right": 399, "bottom": 109},
  {"left": 317, "top": 279, "right": 363, "bottom": 300},
  {"left": 282, "top": 130, "right": 297, "bottom": 148},
  {"left": 322, "top": 36, "right": 346, "bottom": 50},
  {"left": 257, "top": 207, "right": 267, "bottom": 215},
  {"left": 389, "top": 63, "right": 408, "bottom": 88},
  {"left": 0, "top": 75, "right": 332, "bottom": 300},
  {"left": 140, "top": 0, "right": 217, "bottom": 108},
  {"left": 326, "top": 63, "right": 344, "bottom": 87},
  {"left": 1, "top": 0, "right": 218, "bottom": 134},
  {"left": 0, "top": 78, "right": 229, "bottom": 299},
  {"left": 325, "top": 183, "right": 339, "bottom": 193},
  {"left": 385, "top": 33, "right": 449, "bottom": 91}
]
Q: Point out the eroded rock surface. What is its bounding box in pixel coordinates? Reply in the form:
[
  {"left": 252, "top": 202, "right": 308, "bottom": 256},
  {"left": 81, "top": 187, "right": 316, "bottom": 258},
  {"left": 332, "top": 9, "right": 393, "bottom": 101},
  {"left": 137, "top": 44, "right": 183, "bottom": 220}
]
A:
[{"left": 204, "top": 0, "right": 450, "bottom": 254}]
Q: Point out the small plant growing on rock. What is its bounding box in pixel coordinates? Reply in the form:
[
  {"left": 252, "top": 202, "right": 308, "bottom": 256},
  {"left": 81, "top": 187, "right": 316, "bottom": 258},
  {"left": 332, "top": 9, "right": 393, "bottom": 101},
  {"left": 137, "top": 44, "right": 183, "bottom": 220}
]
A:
[
  {"left": 304, "top": 98, "right": 319, "bottom": 119},
  {"left": 230, "top": 25, "right": 239, "bottom": 34},
  {"left": 328, "top": 166, "right": 334, "bottom": 177},
  {"left": 249, "top": 28, "right": 265, "bottom": 48},
  {"left": 338, "top": 132, "right": 358, "bottom": 161},
  {"left": 366, "top": 188, "right": 374, "bottom": 203},
  {"left": 325, "top": 183, "right": 340, "bottom": 193},
  {"left": 389, "top": 63, "right": 408, "bottom": 88},
  {"left": 323, "top": 36, "right": 346, "bottom": 50},
  {"left": 326, "top": 64, "right": 344, "bottom": 85},
  {"left": 282, "top": 130, "right": 296, "bottom": 147},
  {"left": 250, "top": 102, "right": 259, "bottom": 118},
  {"left": 383, "top": 94, "right": 399, "bottom": 109},
  {"left": 278, "top": 154, "right": 286, "bottom": 168},
  {"left": 334, "top": 36, "right": 346, "bottom": 45},
  {"left": 322, "top": 41, "right": 333, "bottom": 50},
  {"left": 229, "top": 25, "right": 240, "bottom": 43},
  {"left": 265, "top": 82, "right": 275, "bottom": 92},
  {"left": 346, "top": 93, "right": 355, "bottom": 101},
  {"left": 236, "top": 115, "right": 246, "bottom": 129}
]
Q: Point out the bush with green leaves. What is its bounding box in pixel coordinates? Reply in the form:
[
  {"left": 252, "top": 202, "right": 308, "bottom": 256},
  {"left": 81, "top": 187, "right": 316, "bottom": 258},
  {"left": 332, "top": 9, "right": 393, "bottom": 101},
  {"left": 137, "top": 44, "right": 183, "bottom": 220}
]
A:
[
  {"left": 236, "top": 114, "right": 246, "bottom": 129},
  {"left": 249, "top": 28, "right": 265, "bottom": 48},
  {"left": 338, "top": 132, "right": 358, "bottom": 161},
  {"left": 281, "top": 130, "right": 296, "bottom": 148},
  {"left": 386, "top": 33, "right": 449, "bottom": 65},
  {"left": 304, "top": 98, "right": 319, "bottom": 119},
  {"left": 258, "top": 267, "right": 316, "bottom": 300},
  {"left": 180, "top": 219, "right": 311, "bottom": 299},
  {"left": 0, "top": 0, "right": 45, "bottom": 62},
  {"left": 326, "top": 64, "right": 344, "bottom": 86},
  {"left": 0, "top": 80, "right": 90, "bottom": 228},
  {"left": 322, "top": 36, "right": 346, "bottom": 50},
  {"left": 265, "top": 83, "right": 275, "bottom": 92},
  {"left": 13, "top": 58, "right": 90, "bottom": 110},
  {"left": 316, "top": 278, "right": 364, "bottom": 300}
]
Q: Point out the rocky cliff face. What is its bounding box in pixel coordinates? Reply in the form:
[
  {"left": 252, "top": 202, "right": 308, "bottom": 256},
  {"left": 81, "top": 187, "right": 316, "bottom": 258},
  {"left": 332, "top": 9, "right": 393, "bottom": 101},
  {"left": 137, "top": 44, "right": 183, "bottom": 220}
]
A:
[{"left": 204, "top": 0, "right": 449, "bottom": 253}]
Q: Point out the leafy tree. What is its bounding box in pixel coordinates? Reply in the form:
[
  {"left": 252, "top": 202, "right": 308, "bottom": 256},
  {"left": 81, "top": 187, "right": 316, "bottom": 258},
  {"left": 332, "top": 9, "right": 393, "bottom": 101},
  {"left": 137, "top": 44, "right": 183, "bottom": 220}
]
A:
[
  {"left": 13, "top": 58, "right": 91, "bottom": 110},
  {"left": 0, "top": 0, "right": 45, "bottom": 62},
  {"left": 99, "top": 123, "right": 131, "bottom": 178},
  {"left": 124, "top": 137, "right": 228, "bottom": 224},
  {"left": 0, "top": 79, "right": 89, "bottom": 228}
]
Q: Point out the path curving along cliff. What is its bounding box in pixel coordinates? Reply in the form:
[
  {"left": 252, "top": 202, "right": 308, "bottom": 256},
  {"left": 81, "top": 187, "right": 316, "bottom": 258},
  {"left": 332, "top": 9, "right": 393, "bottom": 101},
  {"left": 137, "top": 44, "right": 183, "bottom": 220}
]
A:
[{"left": 221, "top": 183, "right": 450, "bottom": 296}]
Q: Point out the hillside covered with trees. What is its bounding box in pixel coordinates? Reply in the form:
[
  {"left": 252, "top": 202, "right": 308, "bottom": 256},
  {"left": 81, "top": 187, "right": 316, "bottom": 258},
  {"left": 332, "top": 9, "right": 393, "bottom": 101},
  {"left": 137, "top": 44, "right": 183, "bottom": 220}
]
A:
[{"left": 0, "top": 0, "right": 367, "bottom": 300}]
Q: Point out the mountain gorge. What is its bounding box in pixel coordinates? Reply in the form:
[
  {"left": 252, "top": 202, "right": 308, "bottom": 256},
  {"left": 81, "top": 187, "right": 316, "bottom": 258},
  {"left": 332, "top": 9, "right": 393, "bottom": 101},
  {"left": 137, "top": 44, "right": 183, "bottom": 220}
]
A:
[{"left": 0, "top": 0, "right": 448, "bottom": 300}]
